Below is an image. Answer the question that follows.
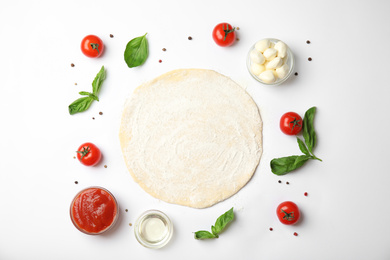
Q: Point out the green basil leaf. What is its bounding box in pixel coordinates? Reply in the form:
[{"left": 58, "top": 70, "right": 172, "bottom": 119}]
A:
[
  {"left": 297, "top": 137, "right": 310, "bottom": 156},
  {"left": 68, "top": 96, "right": 94, "bottom": 115},
  {"left": 124, "top": 33, "right": 149, "bottom": 68},
  {"left": 79, "top": 91, "right": 91, "bottom": 96},
  {"left": 78, "top": 91, "right": 99, "bottom": 101},
  {"left": 194, "top": 207, "right": 234, "bottom": 240},
  {"left": 92, "top": 66, "right": 106, "bottom": 95},
  {"left": 194, "top": 231, "right": 216, "bottom": 240},
  {"left": 271, "top": 155, "right": 311, "bottom": 175},
  {"left": 302, "top": 107, "right": 317, "bottom": 153},
  {"left": 212, "top": 207, "right": 234, "bottom": 236}
]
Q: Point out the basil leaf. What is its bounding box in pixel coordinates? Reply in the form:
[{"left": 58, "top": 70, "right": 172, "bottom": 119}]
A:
[
  {"left": 297, "top": 137, "right": 310, "bottom": 156},
  {"left": 302, "top": 107, "right": 317, "bottom": 153},
  {"left": 69, "top": 66, "right": 106, "bottom": 115},
  {"left": 79, "top": 91, "right": 99, "bottom": 101},
  {"left": 79, "top": 91, "right": 91, "bottom": 96},
  {"left": 212, "top": 207, "right": 234, "bottom": 236},
  {"left": 68, "top": 97, "right": 94, "bottom": 115},
  {"left": 92, "top": 66, "right": 106, "bottom": 95},
  {"left": 271, "top": 155, "right": 311, "bottom": 175},
  {"left": 194, "top": 207, "right": 234, "bottom": 240},
  {"left": 124, "top": 33, "right": 149, "bottom": 68},
  {"left": 194, "top": 231, "right": 216, "bottom": 240}
]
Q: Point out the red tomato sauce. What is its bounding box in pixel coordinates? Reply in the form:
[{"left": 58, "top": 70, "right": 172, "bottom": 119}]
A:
[{"left": 71, "top": 187, "right": 118, "bottom": 234}]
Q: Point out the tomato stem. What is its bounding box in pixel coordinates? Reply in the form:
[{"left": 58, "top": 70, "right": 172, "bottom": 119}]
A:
[
  {"left": 222, "top": 24, "right": 235, "bottom": 41},
  {"left": 76, "top": 146, "right": 90, "bottom": 161},
  {"left": 289, "top": 117, "right": 302, "bottom": 133},
  {"left": 281, "top": 209, "right": 295, "bottom": 221},
  {"left": 90, "top": 43, "right": 100, "bottom": 54}
]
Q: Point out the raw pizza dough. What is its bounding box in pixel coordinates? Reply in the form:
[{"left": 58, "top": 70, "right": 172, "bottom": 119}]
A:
[{"left": 119, "top": 69, "right": 262, "bottom": 208}]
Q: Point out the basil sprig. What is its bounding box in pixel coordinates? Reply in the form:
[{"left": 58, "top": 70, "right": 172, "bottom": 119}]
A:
[
  {"left": 68, "top": 66, "right": 106, "bottom": 115},
  {"left": 270, "top": 107, "right": 322, "bottom": 175},
  {"left": 194, "top": 207, "right": 234, "bottom": 240},
  {"left": 124, "top": 33, "right": 149, "bottom": 68}
]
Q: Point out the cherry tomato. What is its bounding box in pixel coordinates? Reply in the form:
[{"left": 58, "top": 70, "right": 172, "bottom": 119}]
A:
[
  {"left": 212, "top": 23, "right": 236, "bottom": 47},
  {"left": 280, "top": 112, "right": 303, "bottom": 135},
  {"left": 76, "top": 142, "right": 102, "bottom": 166},
  {"left": 276, "top": 201, "right": 300, "bottom": 225},
  {"left": 81, "top": 35, "right": 104, "bottom": 58}
]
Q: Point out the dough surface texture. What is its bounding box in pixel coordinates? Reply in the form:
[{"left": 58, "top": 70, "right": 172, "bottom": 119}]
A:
[{"left": 119, "top": 69, "right": 262, "bottom": 208}]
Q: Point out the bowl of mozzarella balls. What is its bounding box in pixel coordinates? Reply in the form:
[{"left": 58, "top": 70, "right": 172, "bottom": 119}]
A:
[{"left": 247, "top": 38, "right": 294, "bottom": 85}]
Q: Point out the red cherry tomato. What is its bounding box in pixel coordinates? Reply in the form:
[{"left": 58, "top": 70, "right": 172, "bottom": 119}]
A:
[
  {"left": 81, "top": 35, "right": 104, "bottom": 58},
  {"left": 276, "top": 201, "right": 300, "bottom": 225},
  {"left": 280, "top": 112, "right": 303, "bottom": 135},
  {"left": 76, "top": 142, "right": 102, "bottom": 166},
  {"left": 212, "top": 23, "right": 236, "bottom": 47}
]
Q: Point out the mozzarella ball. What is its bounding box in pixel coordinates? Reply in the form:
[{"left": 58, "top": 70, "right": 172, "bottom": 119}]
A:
[
  {"left": 266, "top": 57, "right": 283, "bottom": 70},
  {"left": 251, "top": 63, "right": 265, "bottom": 75},
  {"left": 276, "top": 64, "right": 289, "bottom": 79},
  {"left": 250, "top": 49, "right": 265, "bottom": 64},
  {"left": 255, "top": 39, "right": 271, "bottom": 53},
  {"left": 258, "top": 70, "right": 276, "bottom": 83},
  {"left": 275, "top": 41, "right": 287, "bottom": 58},
  {"left": 263, "top": 48, "right": 277, "bottom": 61}
]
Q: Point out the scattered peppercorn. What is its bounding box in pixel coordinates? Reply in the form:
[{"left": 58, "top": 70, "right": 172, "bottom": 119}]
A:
[
  {"left": 162, "top": 48, "right": 166, "bottom": 51},
  {"left": 110, "top": 34, "right": 114, "bottom": 38},
  {"left": 71, "top": 63, "right": 75, "bottom": 67},
  {"left": 278, "top": 180, "right": 282, "bottom": 183},
  {"left": 75, "top": 181, "right": 78, "bottom": 184},
  {"left": 129, "top": 223, "right": 132, "bottom": 226},
  {"left": 75, "top": 83, "right": 77, "bottom": 85},
  {"left": 306, "top": 40, "right": 311, "bottom": 44},
  {"left": 236, "top": 38, "right": 240, "bottom": 41},
  {"left": 304, "top": 192, "right": 308, "bottom": 196},
  {"left": 294, "top": 72, "right": 298, "bottom": 76},
  {"left": 188, "top": 36, "right": 192, "bottom": 40},
  {"left": 294, "top": 232, "right": 298, "bottom": 236},
  {"left": 92, "top": 117, "right": 95, "bottom": 120},
  {"left": 159, "top": 59, "right": 162, "bottom": 63},
  {"left": 236, "top": 27, "right": 240, "bottom": 30},
  {"left": 286, "top": 181, "right": 290, "bottom": 185},
  {"left": 125, "top": 209, "right": 128, "bottom": 212},
  {"left": 308, "top": 57, "right": 312, "bottom": 61},
  {"left": 104, "top": 165, "right": 107, "bottom": 168},
  {"left": 99, "top": 112, "right": 103, "bottom": 115},
  {"left": 73, "top": 156, "right": 76, "bottom": 159},
  {"left": 269, "top": 227, "right": 273, "bottom": 231}
]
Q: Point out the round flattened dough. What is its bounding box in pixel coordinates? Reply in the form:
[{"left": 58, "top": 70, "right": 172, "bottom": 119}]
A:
[{"left": 119, "top": 69, "right": 262, "bottom": 208}]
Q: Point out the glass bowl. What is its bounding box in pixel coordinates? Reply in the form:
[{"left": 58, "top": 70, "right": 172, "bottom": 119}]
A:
[
  {"left": 246, "top": 38, "right": 294, "bottom": 86},
  {"left": 134, "top": 210, "right": 173, "bottom": 249},
  {"left": 70, "top": 186, "right": 119, "bottom": 235}
]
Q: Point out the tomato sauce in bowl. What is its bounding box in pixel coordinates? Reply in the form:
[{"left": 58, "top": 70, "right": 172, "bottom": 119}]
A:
[{"left": 70, "top": 187, "right": 118, "bottom": 235}]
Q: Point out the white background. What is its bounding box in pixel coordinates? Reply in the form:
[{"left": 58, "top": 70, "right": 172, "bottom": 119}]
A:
[{"left": 1, "top": 0, "right": 389, "bottom": 259}]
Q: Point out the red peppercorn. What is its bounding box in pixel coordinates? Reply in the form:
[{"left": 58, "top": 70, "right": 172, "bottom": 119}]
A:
[
  {"left": 304, "top": 192, "right": 308, "bottom": 196},
  {"left": 269, "top": 227, "right": 273, "bottom": 231},
  {"left": 159, "top": 59, "right": 162, "bottom": 63},
  {"left": 294, "top": 232, "right": 298, "bottom": 236}
]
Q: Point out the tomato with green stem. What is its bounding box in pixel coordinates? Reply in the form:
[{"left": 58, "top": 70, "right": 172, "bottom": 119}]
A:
[
  {"left": 280, "top": 112, "right": 303, "bottom": 135},
  {"left": 276, "top": 201, "right": 300, "bottom": 225},
  {"left": 76, "top": 142, "right": 102, "bottom": 166},
  {"left": 212, "top": 23, "right": 236, "bottom": 47},
  {"left": 81, "top": 35, "right": 104, "bottom": 58}
]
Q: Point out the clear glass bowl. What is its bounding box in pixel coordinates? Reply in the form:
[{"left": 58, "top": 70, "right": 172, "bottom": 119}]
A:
[
  {"left": 246, "top": 38, "right": 295, "bottom": 86},
  {"left": 70, "top": 186, "right": 119, "bottom": 235},
  {"left": 134, "top": 210, "right": 173, "bottom": 249}
]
